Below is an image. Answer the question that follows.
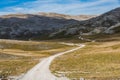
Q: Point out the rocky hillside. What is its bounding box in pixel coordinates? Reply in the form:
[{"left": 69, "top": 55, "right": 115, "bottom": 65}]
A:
[
  {"left": 0, "top": 14, "right": 80, "bottom": 39},
  {"left": 86, "top": 7, "right": 120, "bottom": 26},
  {"left": 51, "top": 7, "right": 120, "bottom": 38},
  {"left": 0, "top": 7, "right": 119, "bottom": 40},
  {"left": 83, "top": 7, "right": 120, "bottom": 33}
]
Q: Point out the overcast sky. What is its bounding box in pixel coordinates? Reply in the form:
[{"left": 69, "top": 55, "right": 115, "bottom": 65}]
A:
[{"left": 0, "top": 0, "right": 120, "bottom": 15}]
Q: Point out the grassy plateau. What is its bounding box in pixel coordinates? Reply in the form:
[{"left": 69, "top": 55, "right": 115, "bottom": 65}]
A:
[
  {"left": 50, "top": 34, "right": 120, "bottom": 80},
  {"left": 0, "top": 39, "right": 74, "bottom": 78}
]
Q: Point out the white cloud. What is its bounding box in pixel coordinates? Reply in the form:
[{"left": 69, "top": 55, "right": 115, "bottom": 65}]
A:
[
  {"left": 0, "top": 0, "right": 120, "bottom": 15},
  {"left": 13, "top": 7, "right": 24, "bottom": 11}
]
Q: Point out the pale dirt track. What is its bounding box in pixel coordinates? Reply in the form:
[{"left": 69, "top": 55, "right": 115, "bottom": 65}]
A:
[{"left": 18, "top": 43, "right": 85, "bottom": 80}]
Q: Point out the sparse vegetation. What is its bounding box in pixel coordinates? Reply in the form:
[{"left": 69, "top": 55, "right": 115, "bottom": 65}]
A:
[
  {"left": 0, "top": 39, "right": 74, "bottom": 78},
  {"left": 0, "top": 56, "right": 38, "bottom": 76},
  {"left": 50, "top": 35, "right": 120, "bottom": 79},
  {"left": 113, "top": 26, "right": 120, "bottom": 33},
  {"left": 82, "top": 33, "right": 120, "bottom": 42},
  {"left": 0, "top": 39, "right": 70, "bottom": 51}
]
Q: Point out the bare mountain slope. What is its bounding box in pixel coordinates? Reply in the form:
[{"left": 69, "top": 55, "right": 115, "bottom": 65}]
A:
[
  {"left": 0, "top": 7, "right": 120, "bottom": 40},
  {"left": 51, "top": 7, "right": 120, "bottom": 37},
  {"left": 84, "top": 7, "right": 120, "bottom": 28},
  {"left": 0, "top": 14, "right": 80, "bottom": 39}
]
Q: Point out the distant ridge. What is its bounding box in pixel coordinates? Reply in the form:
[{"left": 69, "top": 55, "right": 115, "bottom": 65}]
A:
[
  {"left": 0, "top": 7, "right": 119, "bottom": 40},
  {"left": 0, "top": 12, "right": 97, "bottom": 20},
  {"left": 37, "top": 12, "right": 97, "bottom": 20}
]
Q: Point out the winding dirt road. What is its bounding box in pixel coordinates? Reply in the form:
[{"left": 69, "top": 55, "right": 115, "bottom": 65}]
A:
[{"left": 18, "top": 43, "right": 85, "bottom": 80}]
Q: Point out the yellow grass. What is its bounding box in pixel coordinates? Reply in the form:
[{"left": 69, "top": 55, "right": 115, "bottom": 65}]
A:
[
  {"left": 0, "top": 39, "right": 74, "bottom": 77},
  {"left": 51, "top": 38, "right": 120, "bottom": 79}
]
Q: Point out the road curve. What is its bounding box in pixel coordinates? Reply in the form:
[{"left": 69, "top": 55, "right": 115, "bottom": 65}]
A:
[{"left": 18, "top": 43, "right": 85, "bottom": 80}]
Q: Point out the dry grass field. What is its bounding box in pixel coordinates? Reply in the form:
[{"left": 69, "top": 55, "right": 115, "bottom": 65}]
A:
[
  {"left": 50, "top": 34, "right": 120, "bottom": 79},
  {"left": 0, "top": 39, "right": 75, "bottom": 78}
]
